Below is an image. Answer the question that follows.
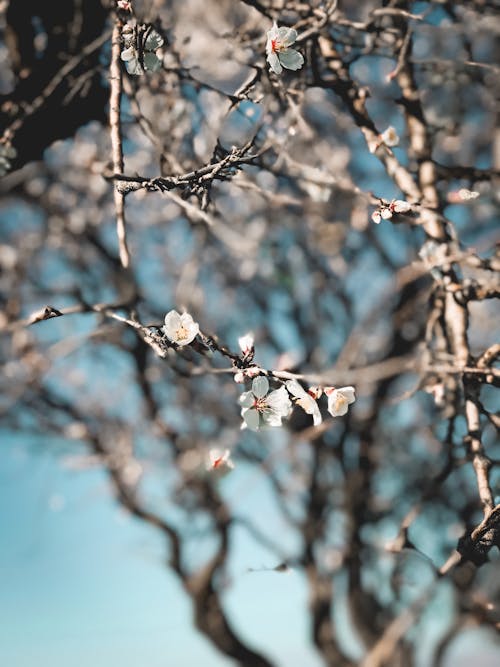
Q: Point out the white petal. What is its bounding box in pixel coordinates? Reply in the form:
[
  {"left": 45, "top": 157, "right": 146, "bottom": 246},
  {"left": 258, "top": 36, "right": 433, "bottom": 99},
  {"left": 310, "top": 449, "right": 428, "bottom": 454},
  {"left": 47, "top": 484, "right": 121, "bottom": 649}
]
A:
[
  {"left": 286, "top": 379, "right": 308, "bottom": 399},
  {"left": 327, "top": 392, "right": 349, "bottom": 417},
  {"left": 267, "top": 22, "right": 279, "bottom": 40},
  {"left": 265, "top": 386, "right": 292, "bottom": 416},
  {"left": 262, "top": 411, "right": 283, "bottom": 427},
  {"left": 163, "top": 310, "right": 181, "bottom": 336},
  {"left": 311, "top": 404, "right": 322, "bottom": 426},
  {"left": 239, "top": 391, "right": 254, "bottom": 408},
  {"left": 125, "top": 58, "right": 143, "bottom": 75},
  {"left": 252, "top": 376, "right": 269, "bottom": 399},
  {"left": 278, "top": 48, "right": 304, "bottom": 71},
  {"left": 143, "top": 52, "right": 162, "bottom": 72},
  {"left": 338, "top": 386, "right": 356, "bottom": 404},
  {"left": 144, "top": 30, "right": 164, "bottom": 51},
  {"left": 381, "top": 208, "right": 393, "bottom": 220},
  {"left": 277, "top": 27, "right": 297, "bottom": 46},
  {"left": 371, "top": 210, "right": 382, "bottom": 224},
  {"left": 267, "top": 51, "right": 282, "bottom": 75},
  {"left": 243, "top": 408, "right": 260, "bottom": 431},
  {"left": 120, "top": 46, "right": 136, "bottom": 62}
]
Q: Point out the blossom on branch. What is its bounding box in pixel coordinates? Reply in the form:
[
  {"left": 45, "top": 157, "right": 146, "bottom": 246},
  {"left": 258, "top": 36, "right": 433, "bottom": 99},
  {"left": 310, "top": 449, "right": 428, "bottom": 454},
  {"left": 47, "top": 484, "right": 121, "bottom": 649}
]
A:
[
  {"left": 240, "top": 376, "right": 291, "bottom": 431},
  {"left": 266, "top": 22, "right": 304, "bottom": 75},
  {"left": 371, "top": 199, "right": 411, "bottom": 224},
  {"left": 163, "top": 310, "right": 199, "bottom": 346},
  {"left": 286, "top": 379, "right": 322, "bottom": 426},
  {"left": 380, "top": 126, "right": 400, "bottom": 147},
  {"left": 121, "top": 24, "right": 164, "bottom": 75},
  {"left": 325, "top": 386, "right": 356, "bottom": 417}
]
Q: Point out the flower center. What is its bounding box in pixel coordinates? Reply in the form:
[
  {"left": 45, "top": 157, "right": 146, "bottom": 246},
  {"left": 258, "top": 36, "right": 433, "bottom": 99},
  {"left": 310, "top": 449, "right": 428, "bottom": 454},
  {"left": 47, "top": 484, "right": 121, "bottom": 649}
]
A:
[
  {"left": 175, "top": 325, "right": 189, "bottom": 340},
  {"left": 253, "top": 397, "right": 268, "bottom": 412},
  {"left": 271, "top": 38, "right": 284, "bottom": 53}
]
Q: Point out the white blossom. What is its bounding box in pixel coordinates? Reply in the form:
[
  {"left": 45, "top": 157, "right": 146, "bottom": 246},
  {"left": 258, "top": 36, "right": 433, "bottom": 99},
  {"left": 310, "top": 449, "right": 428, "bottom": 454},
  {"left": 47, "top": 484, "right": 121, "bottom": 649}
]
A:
[
  {"left": 371, "top": 210, "right": 382, "bottom": 224},
  {"left": 381, "top": 207, "right": 393, "bottom": 220},
  {"left": 121, "top": 26, "right": 164, "bottom": 75},
  {"left": 380, "top": 126, "right": 400, "bottom": 147},
  {"left": 206, "top": 448, "right": 234, "bottom": 475},
  {"left": 325, "top": 386, "right": 356, "bottom": 417},
  {"left": 286, "top": 380, "right": 322, "bottom": 426},
  {"left": 266, "top": 22, "right": 304, "bottom": 75},
  {"left": 163, "top": 310, "right": 199, "bottom": 346},
  {"left": 240, "top": 376, "right": 291, "bottom": 431}
]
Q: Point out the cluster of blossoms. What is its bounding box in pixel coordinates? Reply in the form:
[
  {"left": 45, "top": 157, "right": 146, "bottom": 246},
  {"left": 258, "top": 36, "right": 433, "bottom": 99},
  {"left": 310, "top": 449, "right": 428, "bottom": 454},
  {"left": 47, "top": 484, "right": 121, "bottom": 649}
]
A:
[
  {"left": 371, "top": 199, "right": 411, "bottom": 224},
  {"left": 161, "top": 311, "right": 356, "bottom": 474},
  {"left": 239, "top": 375, "right": 356, "bottom": 432},
  {"left": 120, "top": 23, "right": 164, "bottom": 75},
  {"left": 266, "top": 22, "right": 304, "bottom": 75},
  {"left": 0, "top": 143, "right": 17, "bottom": 177}
]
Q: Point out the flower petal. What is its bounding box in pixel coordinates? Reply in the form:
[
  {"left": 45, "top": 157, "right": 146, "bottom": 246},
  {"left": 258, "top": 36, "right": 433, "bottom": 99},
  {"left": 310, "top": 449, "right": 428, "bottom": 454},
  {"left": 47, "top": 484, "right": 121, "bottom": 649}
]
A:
[
  {"left": 262, "top": 411, "right": 283, "bottom": 427},
  {"left": 120, "top": 46, "right": 136, "bottom": 62},
  {"left": 267, "top": 51, "right": 282, "bottom": 75},
  {"left": 239, "top": 391, "right": 254, "bottom": 408},
  {"left": 144, "top": 29, "right": 164, "bottom": 51},
  {"left": 277, "top": 27, "right": 297, "bottom": 46},
  {"left": 265, "top": 386, "right": 292, "bottom": 416},
  {"left": 286, "top": 379, "right": 308, "bottom": 399},
  {"left": 338, "top": 386, "right": 356, "bottom": 404},
  {"left": 143, "top": 52, "right": 162, "bottom": 72},
  {"left": 243, "top": 408, "right": 260, "bottom": 431},
  {"left": 252, "top": 376, "right": 269, "bottom": 399},
  {"left": 278, "top": 48, "right": 304, "bottom": 71}
]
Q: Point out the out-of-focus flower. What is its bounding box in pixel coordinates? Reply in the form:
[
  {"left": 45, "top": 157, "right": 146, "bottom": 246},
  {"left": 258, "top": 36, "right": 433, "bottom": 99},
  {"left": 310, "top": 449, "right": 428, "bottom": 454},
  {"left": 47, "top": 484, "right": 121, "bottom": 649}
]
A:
[
  {"left": 447, "top": 188, "right": 480, "bottom": 203},
  {"left": 121, "top": 25, "right": 164, "bottom": 75},
  {"left": 117, "top": 0, "right": 132, "bottom": 11},
  {"left": 206, "top": 448, "right": 234, "bottom": 475},
  {"left": 380, "top": 126, "right": 400, "bottom": 147},
  {"left": 286, "top": 379, "right": 322, "bottom": 426},
  {"left": 325, "top": 386, "right": 356, "bottom": 417},
  {"left": 163, "top": 310, "right": 199, "bottom": 346},
  {"left": 240, "top": 376, "right": 291, "bottom": 431},
  {"left": 266, "top": 22, "right": 304, "bottom": 75}
]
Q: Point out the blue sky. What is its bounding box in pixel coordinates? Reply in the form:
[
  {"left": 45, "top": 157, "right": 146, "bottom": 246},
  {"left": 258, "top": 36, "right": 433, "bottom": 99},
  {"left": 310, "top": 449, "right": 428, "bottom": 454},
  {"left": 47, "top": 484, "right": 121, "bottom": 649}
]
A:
[{"left": 0, "top": 433, "right": 322, "bottom": 667}]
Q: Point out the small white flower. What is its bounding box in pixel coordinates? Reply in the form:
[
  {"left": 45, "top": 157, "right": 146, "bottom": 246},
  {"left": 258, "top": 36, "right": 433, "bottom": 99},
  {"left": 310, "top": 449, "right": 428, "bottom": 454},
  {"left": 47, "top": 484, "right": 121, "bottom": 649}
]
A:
[
  {"left": 266, "top": 22, "right": 304, "bottom": 75},
  {"left": 240, "top": 376, "right": 292, "bottom": 431},
  {"left": 380, "top": 126, "right": 400, "bottom": 147},
  {"left": 371, "top": 210, "right": 382, "bottom": 224},
  {"left": 120, "top": 26, "right": 164, "bottom": 75},
  {"left": 206, "top": 448, "right": 234, "bottom": 475},
  {"left": 325, "top": 386, "right": 356, "bottom": 417},
  {"left": 380, "top": 207, "right": 393, "bottom": 220},
  {"left": 117, "top": 0, "right": 132, "bottom": 10},
  {"left": 238, "top": 332, "right": 254, "bottom": 356},
  {"left": 286, "top": 380, "right": 322, "bottom": 426},
  {"left": 163, "top": 310, "right": 199, "bottom": 346}
]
